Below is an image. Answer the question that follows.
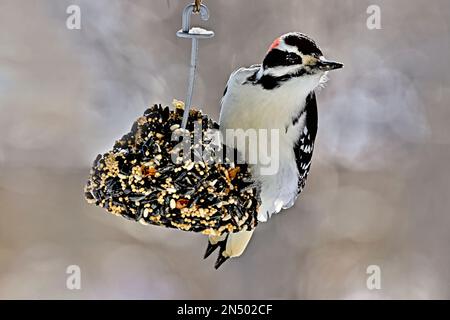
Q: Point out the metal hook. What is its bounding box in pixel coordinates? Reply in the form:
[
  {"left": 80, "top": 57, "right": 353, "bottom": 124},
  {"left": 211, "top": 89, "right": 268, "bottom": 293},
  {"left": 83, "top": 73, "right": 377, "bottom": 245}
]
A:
[{"left": 177, "top": 3, "right": 214, "bottom": 129}]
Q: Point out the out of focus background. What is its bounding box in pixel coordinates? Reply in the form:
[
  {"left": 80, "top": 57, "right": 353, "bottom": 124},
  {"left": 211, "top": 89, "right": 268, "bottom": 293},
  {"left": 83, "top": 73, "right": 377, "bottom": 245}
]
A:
[{"left": 0, "top": 0, "right": 449, "bottom": 299}]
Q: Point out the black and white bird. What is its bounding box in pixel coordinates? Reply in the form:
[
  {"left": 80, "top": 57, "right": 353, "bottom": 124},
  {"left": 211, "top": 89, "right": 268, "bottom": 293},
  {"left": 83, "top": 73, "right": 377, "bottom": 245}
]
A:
[{"left": 205, "top": 32, "right": 343, "bottom": 268}]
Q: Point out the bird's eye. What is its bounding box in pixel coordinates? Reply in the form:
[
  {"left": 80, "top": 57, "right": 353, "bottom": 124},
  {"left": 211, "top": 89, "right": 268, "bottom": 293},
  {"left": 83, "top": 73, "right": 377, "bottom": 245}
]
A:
[{"left": 286, "top": 52, "right": 302, "bottom": 65}]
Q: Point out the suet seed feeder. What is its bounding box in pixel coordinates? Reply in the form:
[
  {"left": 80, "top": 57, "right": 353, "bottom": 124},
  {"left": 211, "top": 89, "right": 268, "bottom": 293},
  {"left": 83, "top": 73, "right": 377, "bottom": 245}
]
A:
[{"left": 84, "top": 2, "right": 261, "bottom": 237}]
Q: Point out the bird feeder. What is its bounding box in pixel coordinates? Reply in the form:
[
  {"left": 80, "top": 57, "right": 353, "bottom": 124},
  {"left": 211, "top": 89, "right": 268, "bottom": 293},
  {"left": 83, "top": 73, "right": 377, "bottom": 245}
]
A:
[{"left": 84, "top": 1, "right": 261, "bottom": 237}]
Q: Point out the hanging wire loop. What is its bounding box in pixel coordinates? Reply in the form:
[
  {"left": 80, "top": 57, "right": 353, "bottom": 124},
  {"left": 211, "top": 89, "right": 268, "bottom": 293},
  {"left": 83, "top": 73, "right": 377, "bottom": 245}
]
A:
[{"left": 177, "top": 3, "right": 214, "bottom": 129}]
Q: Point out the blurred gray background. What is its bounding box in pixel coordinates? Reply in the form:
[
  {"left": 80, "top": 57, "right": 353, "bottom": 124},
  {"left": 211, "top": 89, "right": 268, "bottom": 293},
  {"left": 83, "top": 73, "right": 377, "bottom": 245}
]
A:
[{"left": 0, "top": 0, "right": 449, "bottom": 299}]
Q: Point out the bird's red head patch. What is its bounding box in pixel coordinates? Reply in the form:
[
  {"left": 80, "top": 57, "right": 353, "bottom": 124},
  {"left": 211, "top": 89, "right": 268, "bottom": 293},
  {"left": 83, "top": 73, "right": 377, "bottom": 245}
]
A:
[{"left": 268, "top": 37, "right": 281, "bottom": 52}]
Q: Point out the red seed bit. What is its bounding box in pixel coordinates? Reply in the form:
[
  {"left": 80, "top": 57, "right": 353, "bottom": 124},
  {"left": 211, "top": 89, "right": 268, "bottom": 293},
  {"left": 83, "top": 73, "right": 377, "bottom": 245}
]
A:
[
  {"left": 176, "top": 198, "right": 190, "bottom": 209},
  {"left": 228, "top": 167, "right": 240, "bottom": 180},
  {"left": 142, "top": 166, "right": 157, "bottom": 177}
]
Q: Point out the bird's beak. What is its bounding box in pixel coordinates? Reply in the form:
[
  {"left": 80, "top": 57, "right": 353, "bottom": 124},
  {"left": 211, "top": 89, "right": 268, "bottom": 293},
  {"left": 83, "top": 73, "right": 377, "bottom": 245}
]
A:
[{"left": 315, "top": 59, "right": 344, "bottom": 71}]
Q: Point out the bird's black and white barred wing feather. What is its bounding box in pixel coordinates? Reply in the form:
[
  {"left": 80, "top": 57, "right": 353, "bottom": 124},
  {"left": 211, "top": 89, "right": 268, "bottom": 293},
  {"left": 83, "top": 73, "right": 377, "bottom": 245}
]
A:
[{"left": 293, "top": 91, "right": 318, "bottom": 196}]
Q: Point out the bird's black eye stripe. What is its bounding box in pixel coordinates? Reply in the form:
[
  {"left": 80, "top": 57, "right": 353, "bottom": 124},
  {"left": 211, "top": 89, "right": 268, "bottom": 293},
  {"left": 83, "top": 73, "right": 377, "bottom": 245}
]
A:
[
  {"left": 263, "top": 49, "right": 302, "bottom": 69},
  {"left": 286, "top": 52, "right": 302, "bottom": 65}
]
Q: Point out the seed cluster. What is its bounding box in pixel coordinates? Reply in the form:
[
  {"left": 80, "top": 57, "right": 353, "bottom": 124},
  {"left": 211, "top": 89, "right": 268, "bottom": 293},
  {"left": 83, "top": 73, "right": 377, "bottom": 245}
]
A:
[{"left": 84, "top": 101, "right": 260, "bottom": 237}]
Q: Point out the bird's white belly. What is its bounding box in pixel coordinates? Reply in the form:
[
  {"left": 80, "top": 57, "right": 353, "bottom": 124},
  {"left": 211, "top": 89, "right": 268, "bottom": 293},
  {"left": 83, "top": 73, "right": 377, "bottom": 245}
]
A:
[
  {"left": 220, "top": 95, "right": 304, "bottom": 222},
  {"left": 255, "top": 153, "right": 300, "bottom": 221},
  {"left": 220, "top": 71, "right": 318, "bottom": 222}
]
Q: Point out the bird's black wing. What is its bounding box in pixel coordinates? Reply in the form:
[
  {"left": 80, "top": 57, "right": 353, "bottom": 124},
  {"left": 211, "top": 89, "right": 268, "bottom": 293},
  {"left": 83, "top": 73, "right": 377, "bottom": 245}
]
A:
[{"left": 293, "top": 91, "right": 318, "bottom": 196}]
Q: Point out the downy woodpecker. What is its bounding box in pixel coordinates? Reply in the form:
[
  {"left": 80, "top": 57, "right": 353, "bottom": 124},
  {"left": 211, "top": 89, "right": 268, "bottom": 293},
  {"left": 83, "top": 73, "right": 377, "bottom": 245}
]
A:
[{"left": 205, "top": 32, "right": 343, "bottom": 268}]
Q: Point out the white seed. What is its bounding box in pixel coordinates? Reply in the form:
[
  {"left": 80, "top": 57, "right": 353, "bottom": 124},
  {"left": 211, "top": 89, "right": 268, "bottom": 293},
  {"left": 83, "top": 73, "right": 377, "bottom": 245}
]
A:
[
  {"left": 185, "top": 161, "right": 194, "bottom": 171},
  {"left": 139, "top": 218, "right": 148, "bottom": 225}
]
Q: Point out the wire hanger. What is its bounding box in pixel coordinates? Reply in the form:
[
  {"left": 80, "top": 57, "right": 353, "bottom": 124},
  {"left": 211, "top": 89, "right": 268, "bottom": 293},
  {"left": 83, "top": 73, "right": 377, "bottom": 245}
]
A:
[{"left": 177, "top": 0, "right": 214, "bottom": 129}]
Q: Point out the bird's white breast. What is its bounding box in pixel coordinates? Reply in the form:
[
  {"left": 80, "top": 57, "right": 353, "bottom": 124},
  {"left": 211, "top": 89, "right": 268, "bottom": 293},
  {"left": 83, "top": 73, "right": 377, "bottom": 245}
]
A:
[
  {"left": 219, "top": 67, "right": 322, "bottom": 221},
  {"left": 220, "top": 68, "right": 318, "bottom": 132}
]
